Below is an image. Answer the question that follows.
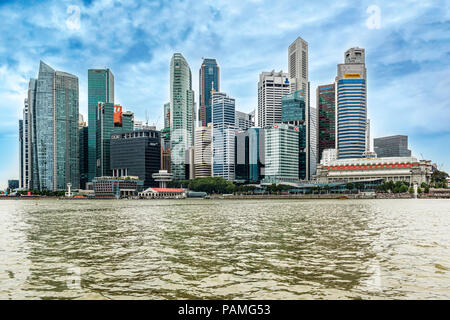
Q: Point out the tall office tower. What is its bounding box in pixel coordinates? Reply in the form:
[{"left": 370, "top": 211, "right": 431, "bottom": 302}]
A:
[
  {"left": 263, "top": 123, "right": 299, "bottom": 184},
  {"left": 212, "top": 92, "right": 236, "bottom": 180},
  {"left": 374, "top": 135, "right": 412, "bottom": 158},
  {"left": 235, "top": 110, "right": 255, "bottom": 130},
  {"left": 258, "top": 71, "right": 291, "bottom": 128},
  {"left": 288, "top": 36, "right": 308, "bottom": 97},
  {"left": 336, "top": 47, "right": 367, "bottom": 159},
  {"left": 281, "top": 90, "right": 308, "bottom": 180},
  {"left": 199, "top": 58, "right": 220, "bottom": 127},
  {"left": 110, "top": 129, "right": 161, "bottom": 188},
  {"left": 309, "top": 105, "right": 317, "bottom": 178},
  {"left": 19, "top": 98, "right": 30, "bottom": 189},
  {"left": 79, "top": 121, "right": 89, "bottom": 190},
  {"left": 194, "top": 123, "right": 212, "bottom": 178},
  {"left": 96, "top": 103, "right": 134, "bottom": 177},
  {"left": 27, "top": 61, "right": 79, "bottom": 191},
  {"left": 88, "top": 68, "right": 114, "bottom": 182},
  {"left": 27, "top": 79, "right": 38, "bottom": 190},
  {"left": 288, "top": 36, "right": 317, "bottom": 179},
  {"left": 170, "top": 53, "right": 195, "bottom": 180},
  {"left": 317, "top": 84, "right": 336, "bottom": 161}
]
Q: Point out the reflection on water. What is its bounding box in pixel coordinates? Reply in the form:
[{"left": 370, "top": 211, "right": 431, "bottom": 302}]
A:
[{"left": 0, "top": 199, "right": 449, "bottom": 299}]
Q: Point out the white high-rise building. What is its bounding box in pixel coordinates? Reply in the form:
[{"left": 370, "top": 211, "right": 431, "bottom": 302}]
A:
[
  {"left": 212, "top": 92, "right": 236, "bottom": 180},
  {"left": 288, "top": 36, "right": 317, "bottom": 179},
  {"left": 309, "top": 106, "right": 318, "bottom": 178},
  {"left": 170, "top": 53, "right": 195, "bottom": 179},
  {"left": 257, "top": 70, "right": 290, "bottom": 128},
  {"left": 263, "top": 123, "right": 299, "bottom": 184},
  {"left": 194, "top": 123, "right": 212, "bottom": 178},
  {"left": 288, "top": 36, "right": 308, "bottom": 98}
]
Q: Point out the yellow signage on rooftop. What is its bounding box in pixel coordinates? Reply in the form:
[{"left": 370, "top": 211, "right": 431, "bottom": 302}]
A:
[{"left": 344, "top": 73, "right": 361, "bottom": 78}]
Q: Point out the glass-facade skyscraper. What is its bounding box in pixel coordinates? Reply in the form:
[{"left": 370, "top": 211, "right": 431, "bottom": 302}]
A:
[
  {"left": 199, "top": 58, "right": 220, "bottom": 127},
  {"left": 170, "top": 53, "right": 195, "bottom": 180},
  {"left": 27, "top": 61, "right": 79, "bottom": 191},
  {"left": 88, "top": 68, "right": 114, "bottom": 181},
  {"left": 317, "top": 83, "right": 336, "bottom": 161},
  {"left": 235, "top": 127, "right": 265, "bottom": 183},
  {"left": 263, "top": 123, "right": 299, "bottom": 183},
  {"left": 212, "top": 92, "right": 235, "bottom": 180},
  {"left": 281, "top": 90, "right": 307, "bottom": 180},
  {"left": 96, "top": 103, "right": 134, "bottom": 177},
  {"left": 336, "top": 47, "right": 367, "bottom": 159}
]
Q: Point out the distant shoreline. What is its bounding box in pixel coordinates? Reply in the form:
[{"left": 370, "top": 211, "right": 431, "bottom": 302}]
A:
[{"left": 1, "top": 194, "right": 449, "bottom": 200}]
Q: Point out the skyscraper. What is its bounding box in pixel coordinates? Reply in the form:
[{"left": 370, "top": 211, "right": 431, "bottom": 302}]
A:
[
  {"left": 110, "top": 129, "right": 161, "bottom": 188},
  {"left": 19, "top": 98, "right": 30, "bottom": 189},
  {"left": 96, "top": 103, "right": 134, "bottom": 177},
  {"left": 257, "top": 70, "right": 290, "bottom": 128},
  {"left": 199, "top": 58, "right": 220, "bottom": 127},
  {"left": 212, "top": 92, "right": 236, "bottom": 180},
  {"left": 288, "top": 36, "right": 308, "bottom": 99},
  {"left": 336, "top": 47, "right": 367, "bottom": 159},
  {"left": 281, "top": 90, "right": 308, "bottom": 180},
  {"left": 194, "top": 124, "right": 212, "bottom": 178},
  {"left": 287, "top": 36, "right": 316, "bottom": 179},
  {"left": 263, "top": 123, "right": 299, "bottom": 183},
  {"left": 88, "top": 68, "right": 114, "bottom": 182},
  {"left": 27, "top": 61, "right": 79, "bottom": 191},
  {"left": 317, "top": 84, "right": 336, "bottom": 161},
  {"left": 79, "top": 116, "right": 89, "bottom": 189},
  {"left": 170, "top": 53, "right": 195, "bottom": 180},
  {"left": 235, "top": 127, "right": 265, "bottom": 183}
]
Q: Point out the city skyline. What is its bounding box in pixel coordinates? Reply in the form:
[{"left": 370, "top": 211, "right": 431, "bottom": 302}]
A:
[{"left": 1, "top": 0, "right": 449, "bottom": 188}]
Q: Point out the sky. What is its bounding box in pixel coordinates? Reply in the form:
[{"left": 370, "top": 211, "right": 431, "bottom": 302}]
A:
[{"left": 0, "top": 0, "right": 449, "bottom": 189}]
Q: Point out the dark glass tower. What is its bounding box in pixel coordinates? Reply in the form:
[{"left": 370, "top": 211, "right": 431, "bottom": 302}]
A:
[
  {"left": 96, "top": 103, "right": 134, "bottom": 177},
  {"left": 199, "top": 58, "right": 220, "bottom": 127},
  {"left": 110, "top": 129, "right": 161, "bottom": 188},
  {"left": 88, "top": 68, "right": 114, "bottom": 181},
  {"left": 317, "top": 83, "right": 336, "bottom": 161}
]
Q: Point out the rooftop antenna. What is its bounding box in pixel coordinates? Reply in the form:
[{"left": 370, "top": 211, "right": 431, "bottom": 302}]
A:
[{"left": 145, "top": 109, "right": 149, "bottom": 126}]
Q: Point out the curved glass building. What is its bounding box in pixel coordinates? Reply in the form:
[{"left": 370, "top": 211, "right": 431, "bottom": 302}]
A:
[{"left": 170, "top": 53, "right": 195, "bottom": 180}]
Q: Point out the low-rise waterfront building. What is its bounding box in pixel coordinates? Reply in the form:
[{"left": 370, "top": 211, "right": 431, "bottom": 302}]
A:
[
  {"left": 139, "top": 187, "right": 186, "bottom": 199},
  {"left": 315, "top": 156, "right": 432, "bottom": 185},
  {"left": 92, "top": 176, "right": 144, "bottom": 198}
]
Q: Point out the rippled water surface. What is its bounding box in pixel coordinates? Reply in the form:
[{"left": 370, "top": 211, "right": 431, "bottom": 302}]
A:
[{"left": 1, "top": 199, "right": 449, "bottom": 299}]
